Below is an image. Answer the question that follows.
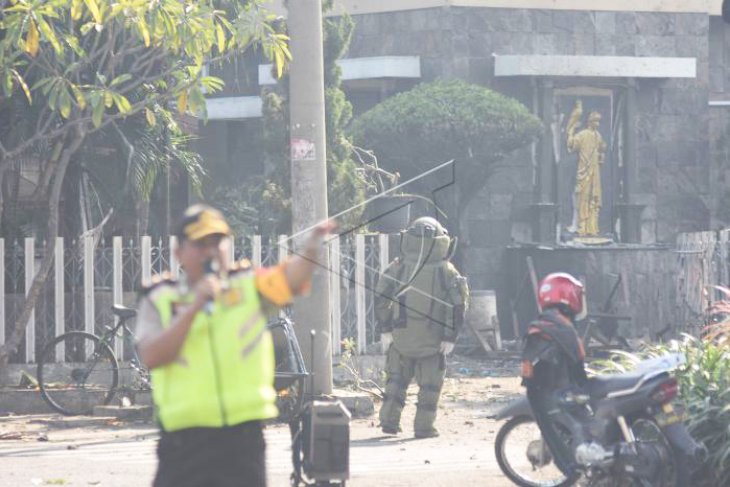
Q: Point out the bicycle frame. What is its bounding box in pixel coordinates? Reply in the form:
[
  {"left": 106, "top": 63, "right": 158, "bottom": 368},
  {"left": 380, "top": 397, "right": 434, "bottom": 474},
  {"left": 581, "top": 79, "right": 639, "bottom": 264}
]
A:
[{"left": 106, "top": 305, "right": 150, "bottom": 392}]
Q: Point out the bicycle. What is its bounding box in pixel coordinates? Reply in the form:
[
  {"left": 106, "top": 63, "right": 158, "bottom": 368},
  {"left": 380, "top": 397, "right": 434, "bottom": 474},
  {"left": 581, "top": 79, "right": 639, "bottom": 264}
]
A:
[
  {"left": 37, "top": 304, "right": 149, "bottom": 416},
  {"left": 37, "top": 304, "right": 309, "bottom": 418}
]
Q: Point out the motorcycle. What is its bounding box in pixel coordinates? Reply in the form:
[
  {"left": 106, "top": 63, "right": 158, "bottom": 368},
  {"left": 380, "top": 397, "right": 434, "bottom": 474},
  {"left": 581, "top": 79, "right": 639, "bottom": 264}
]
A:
[{"left": 494, "top": 353, "right": 703, "bottom": 487}]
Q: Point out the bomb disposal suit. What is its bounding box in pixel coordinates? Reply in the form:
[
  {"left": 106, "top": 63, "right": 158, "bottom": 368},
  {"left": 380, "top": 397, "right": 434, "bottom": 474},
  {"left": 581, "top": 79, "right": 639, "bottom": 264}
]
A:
[{"left": 375, "top": 217, "right": 469, "bottom": 438}]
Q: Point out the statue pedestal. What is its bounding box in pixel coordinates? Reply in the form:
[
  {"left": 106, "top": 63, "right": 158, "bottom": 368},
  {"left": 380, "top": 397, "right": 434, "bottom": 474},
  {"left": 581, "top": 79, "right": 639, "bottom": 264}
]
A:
[
  {"left": 616, "top": 203, "right": 646, "bottom": 244},
  {"left": 498, "top": 242, "right": 671, "bottom": 341},
  {"left": 571, "top": 236, "right": 613, "bottom": 246},
  {"left": 531, "top": 203, "right": 558, "bottom": 244}
]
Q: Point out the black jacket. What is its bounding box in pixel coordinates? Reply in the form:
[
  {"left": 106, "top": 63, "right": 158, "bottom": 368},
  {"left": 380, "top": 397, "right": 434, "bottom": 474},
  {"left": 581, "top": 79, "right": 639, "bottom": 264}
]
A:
[{"left": 521, "top": 308, "right": 587, "bottom": 476}]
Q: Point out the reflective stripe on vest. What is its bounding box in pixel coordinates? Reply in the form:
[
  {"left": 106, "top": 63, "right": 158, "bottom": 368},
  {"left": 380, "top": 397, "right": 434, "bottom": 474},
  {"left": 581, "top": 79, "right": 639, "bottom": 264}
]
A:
[{"left": 150, "top": 271, "right": 278, "bottom": 432}]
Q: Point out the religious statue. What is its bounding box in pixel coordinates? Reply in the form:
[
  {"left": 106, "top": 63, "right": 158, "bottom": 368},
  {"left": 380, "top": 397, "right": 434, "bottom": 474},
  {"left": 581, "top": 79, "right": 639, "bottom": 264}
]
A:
[{"left": 566, "top": 100, "right": 607, "bottom": 237}]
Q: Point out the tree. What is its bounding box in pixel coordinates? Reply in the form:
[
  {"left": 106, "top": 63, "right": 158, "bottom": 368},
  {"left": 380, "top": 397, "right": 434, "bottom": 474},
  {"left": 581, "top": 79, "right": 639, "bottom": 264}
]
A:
[
  {"left": 211, "top": 1, "right": 365, "bottom": 237},
  {"left": 0, "top": 0, "right": 290, "bottom": 366},
  {"left": 350, "top": 79, "right": 542, "bottom": 232},
  {"left": 75, "top": 109, "right": 207, "bottom": 237}
]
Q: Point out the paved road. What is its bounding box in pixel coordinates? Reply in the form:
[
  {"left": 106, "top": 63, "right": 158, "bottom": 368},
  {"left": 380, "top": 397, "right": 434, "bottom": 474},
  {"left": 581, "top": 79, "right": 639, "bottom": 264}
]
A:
[
  {"left": 0, "top": 377, "right": 529, "bottom": 486},
  {"left": 0, "top": 421, "right": 516, "bottom": 487}
]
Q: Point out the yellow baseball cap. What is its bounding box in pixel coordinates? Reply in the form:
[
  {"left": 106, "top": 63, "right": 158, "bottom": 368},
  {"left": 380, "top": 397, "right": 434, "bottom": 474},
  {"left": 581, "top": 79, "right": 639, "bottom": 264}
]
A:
[{"left": 175, "top": 204, "right": 232, "bottom": 241}]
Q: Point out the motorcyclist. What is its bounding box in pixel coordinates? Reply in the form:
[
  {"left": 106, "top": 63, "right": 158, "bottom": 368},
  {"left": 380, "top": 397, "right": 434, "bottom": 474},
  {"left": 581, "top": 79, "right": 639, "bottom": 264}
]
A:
[{"left": 521, "top": 272, "right": 588, "bottom": 475}]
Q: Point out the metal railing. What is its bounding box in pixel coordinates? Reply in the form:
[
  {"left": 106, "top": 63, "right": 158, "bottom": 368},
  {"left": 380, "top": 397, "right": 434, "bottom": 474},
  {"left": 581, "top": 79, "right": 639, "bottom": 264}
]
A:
[{"left": 1, "top": 234, "right": 390, "bottom": 364}]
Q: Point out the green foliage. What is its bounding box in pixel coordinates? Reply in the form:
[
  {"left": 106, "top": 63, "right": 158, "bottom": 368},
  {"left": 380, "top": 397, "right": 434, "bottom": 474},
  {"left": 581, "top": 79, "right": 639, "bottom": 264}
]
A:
[
  {"left": 208, "top": 89, "right": 293, "bottom": 236},
  {"left": 337, "top": 337, "right": 385, "bottom": 398},
  {"left": 221, "top": 4, "right": 365, "bottom": 235},
  {"left": 351, "top": 80, "right": 542, "bottom": 169},
  {"left": 350, "top": 79, "right": 542, "bottom": 217},
  {"left": 85, "top": 110, "right": 205, "bottom": 203},
  {"left": 208, "top": 177, "right": 290, "bottom": 238},
  {"left": 0, "top": 0, "right": 290, "bottom": 236},
  {"left": 0, "top": 0, "right": 290, "bottom": 134},
  {"left": 594, "top": 338, "right": 730, "bottom": 486}
]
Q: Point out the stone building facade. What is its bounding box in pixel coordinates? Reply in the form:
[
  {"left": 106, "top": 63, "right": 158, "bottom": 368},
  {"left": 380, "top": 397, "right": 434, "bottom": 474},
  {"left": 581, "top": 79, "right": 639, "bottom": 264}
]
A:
[
  {"left": 199, "top": 1, "right": 729, "bottom": 335},
  {"left": 334, "top": 3, "right": 717, "bottom": 290}
]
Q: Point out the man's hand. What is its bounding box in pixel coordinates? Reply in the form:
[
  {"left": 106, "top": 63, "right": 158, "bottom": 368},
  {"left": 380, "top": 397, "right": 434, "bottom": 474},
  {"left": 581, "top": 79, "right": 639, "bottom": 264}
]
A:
[
  {"left": 138, "top": 277, "right": 221, "bottom": 370},
  {"left": 305, "top": 220, "right": 338, "bottom": 252},
  {"left": 192, "top": 275, "right": 222, "bottom": 311},
  {"left": 315, "top": 219, "right": 338, "bottom": 237},
  {"left": 439, "top": 341, "right": 455, "bottom": 356},
  {"left": 381, "top": 332, "right": 393, "bottom": 353},
  {"left": 285, "top": 219, "right": 338, "bottom": 297}
]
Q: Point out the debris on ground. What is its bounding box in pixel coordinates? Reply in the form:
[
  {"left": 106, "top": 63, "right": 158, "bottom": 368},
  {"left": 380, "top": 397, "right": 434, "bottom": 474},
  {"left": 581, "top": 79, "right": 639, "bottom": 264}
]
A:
[
  {"left": 447, "top": 353, "right": 520, "bottom": 378},
  {"left": 18, "top": 371, "right": 39, "bottom": 389},
  {"left": 0, "top": 431, "right": 23, "bottom": 440}
]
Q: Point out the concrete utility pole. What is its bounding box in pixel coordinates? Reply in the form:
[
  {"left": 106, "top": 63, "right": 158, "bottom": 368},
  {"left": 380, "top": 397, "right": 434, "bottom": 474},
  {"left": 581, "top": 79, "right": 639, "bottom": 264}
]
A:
[{"left": 287, "top": 0, "right": 332, "bottom": 394}]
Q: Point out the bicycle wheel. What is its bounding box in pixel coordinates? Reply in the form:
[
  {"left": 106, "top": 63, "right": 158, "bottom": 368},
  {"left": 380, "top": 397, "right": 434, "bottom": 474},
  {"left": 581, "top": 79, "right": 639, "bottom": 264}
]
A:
[{"left": 37, "top": 331, "right": 119, "bottom": 415}]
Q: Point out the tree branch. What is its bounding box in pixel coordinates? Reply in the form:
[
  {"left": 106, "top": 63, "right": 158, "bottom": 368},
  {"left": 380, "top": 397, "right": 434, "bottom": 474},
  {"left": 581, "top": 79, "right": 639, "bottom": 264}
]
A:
[
  {"left": 111, "top": 120, "right": 136, "bottom": 197},
  {"left": 0, "top": 124, "right": 87, "bottom": 368},
  {"left": 97, "top": 24, "right": 120, "bottom": 76},
  {"left": 0, "top": 162, "right": 10, "bottom": 220}
]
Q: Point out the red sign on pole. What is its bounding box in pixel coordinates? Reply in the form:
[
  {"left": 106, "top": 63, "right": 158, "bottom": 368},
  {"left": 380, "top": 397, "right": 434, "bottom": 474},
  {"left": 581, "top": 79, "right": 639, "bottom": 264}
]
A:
[{"left": 291, "top": 138, "right": 316, "bottom": 161}]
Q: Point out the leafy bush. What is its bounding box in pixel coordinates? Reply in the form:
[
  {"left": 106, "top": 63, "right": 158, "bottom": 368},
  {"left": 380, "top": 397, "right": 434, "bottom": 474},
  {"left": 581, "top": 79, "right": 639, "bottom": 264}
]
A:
[
  {"left": 350, "top": 80, "right": 542, "bottom": 221},
  {"left": 207, "top": 179, "right": 290, "bottom": 238}
]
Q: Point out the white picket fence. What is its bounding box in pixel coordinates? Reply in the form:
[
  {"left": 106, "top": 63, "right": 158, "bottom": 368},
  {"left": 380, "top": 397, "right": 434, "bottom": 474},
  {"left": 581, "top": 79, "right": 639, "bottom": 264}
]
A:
[{"left": 1, "top": 234, "right": 390, "bottom": 364}]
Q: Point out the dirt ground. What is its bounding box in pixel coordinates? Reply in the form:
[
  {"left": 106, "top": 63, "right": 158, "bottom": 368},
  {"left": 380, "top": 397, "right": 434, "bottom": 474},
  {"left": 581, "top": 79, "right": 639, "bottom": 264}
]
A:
[
  {"left": 0, "top": 353, "right": 524, "bottom": 439},
  {"left": 0, "top": 354, "right": 527, "bottom": 487}
]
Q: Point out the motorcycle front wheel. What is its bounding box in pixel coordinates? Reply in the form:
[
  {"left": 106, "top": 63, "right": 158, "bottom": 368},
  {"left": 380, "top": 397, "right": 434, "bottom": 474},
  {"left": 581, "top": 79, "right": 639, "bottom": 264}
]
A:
[{"left": 495, "top": 415, "right": 580, "bottom": 487}]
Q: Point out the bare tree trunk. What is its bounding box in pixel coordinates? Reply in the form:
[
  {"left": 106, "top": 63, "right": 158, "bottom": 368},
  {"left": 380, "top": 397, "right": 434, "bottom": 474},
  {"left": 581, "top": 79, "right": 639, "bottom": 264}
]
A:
[
  {"left": 0, "top": 127, "right": 86, "bottom": 368},
  {"left": 0, "top": 162, "right": 9, "bottom": 222},
  {"left": 136, "top": 199, "right": 149, "bottom": 239}
]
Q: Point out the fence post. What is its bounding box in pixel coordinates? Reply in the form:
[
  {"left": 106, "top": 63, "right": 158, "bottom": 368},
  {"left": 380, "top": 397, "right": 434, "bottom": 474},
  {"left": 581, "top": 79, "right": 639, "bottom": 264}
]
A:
[
  {"left": 0, "top": 238, "right": 4, "bottom": 347},
  {"left": 141, "top": 236, "right": 152, "bottom": 285},
  {"left": 113, "top": 237, "right": 123, "bottom": 358},
  {"left": 278, "top": 234, "right": 288, "bottom": 263},
  {"left": 169, "top": 236, "right": 180, "bottom": 278},
  {"left": 278, "top": 235, "right": 288, "bottom": 318},
  {"left": 253, "top": 235, "right": 262, "bottom": 267},
  {"left": 355, "top": 235, "right": 366, "bottom": 354},
  {"left": 54, "top": 238, "right": 65, "bottom": 360},
  {"left": 379, "top": 234, "right": 389, "bottom": 274},
  {"left": 24, "top": 238, "right": 35, "bottom": 363},
  {"left": 84, "top": 235, "right": 95, "bottom": 338},
  {"left": 329, "top": 236, "right": 341, "bottom": 356},
  {"left": 378, "top": 234, "right": 389, "bottom": 352},
  {"left": 720, "top": 230, "right": 730, "bottom": 286}
]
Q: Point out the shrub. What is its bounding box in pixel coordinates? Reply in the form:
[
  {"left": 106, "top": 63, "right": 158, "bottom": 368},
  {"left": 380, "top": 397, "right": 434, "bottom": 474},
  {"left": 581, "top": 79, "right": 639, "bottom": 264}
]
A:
[
  {"left": 350, "top": 80, "right": 542, "bottom": 225},
  {"left": 594, "top": 338, "right": 730, "bottom": 486}
]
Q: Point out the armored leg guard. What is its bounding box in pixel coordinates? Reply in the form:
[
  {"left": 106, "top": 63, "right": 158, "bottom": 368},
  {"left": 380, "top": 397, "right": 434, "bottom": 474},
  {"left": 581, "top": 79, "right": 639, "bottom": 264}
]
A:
[
  {"left": 379, "top": 346, "right": 415, "bottom": 434},
  {"left": 413, "top": 353, "right": 446, "bottom": 438}
]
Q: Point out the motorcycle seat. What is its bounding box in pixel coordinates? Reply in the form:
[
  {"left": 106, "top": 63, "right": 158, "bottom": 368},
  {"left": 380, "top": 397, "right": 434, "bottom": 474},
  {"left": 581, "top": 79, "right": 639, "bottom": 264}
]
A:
[{"left": 587, "top": 373, "right": 646, "bottom": 398}]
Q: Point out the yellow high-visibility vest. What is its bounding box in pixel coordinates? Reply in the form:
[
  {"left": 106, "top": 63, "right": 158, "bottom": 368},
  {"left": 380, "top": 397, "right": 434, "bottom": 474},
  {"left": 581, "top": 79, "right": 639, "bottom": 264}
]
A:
[{"left": 149, "top": 268, "right": 277, "bottom": 432}]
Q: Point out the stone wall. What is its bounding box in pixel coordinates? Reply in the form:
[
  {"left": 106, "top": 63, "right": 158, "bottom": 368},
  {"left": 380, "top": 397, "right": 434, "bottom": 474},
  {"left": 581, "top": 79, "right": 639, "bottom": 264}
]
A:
[
  {"left": 708, "top": 16, "right": 730, "bottom": 229},
  {"left": 346, "top": 7, "right": 713, "bottom": 288},
  {"left": 496, "top": 246, "right": 679, "bottom": 340}
]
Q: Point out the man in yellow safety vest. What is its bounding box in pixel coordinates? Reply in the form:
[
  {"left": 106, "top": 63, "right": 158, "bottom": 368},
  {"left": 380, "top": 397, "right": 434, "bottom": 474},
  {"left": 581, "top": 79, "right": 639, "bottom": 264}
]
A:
[{"left": 136, "top": 204, "right": 334, "bottom": 487}]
